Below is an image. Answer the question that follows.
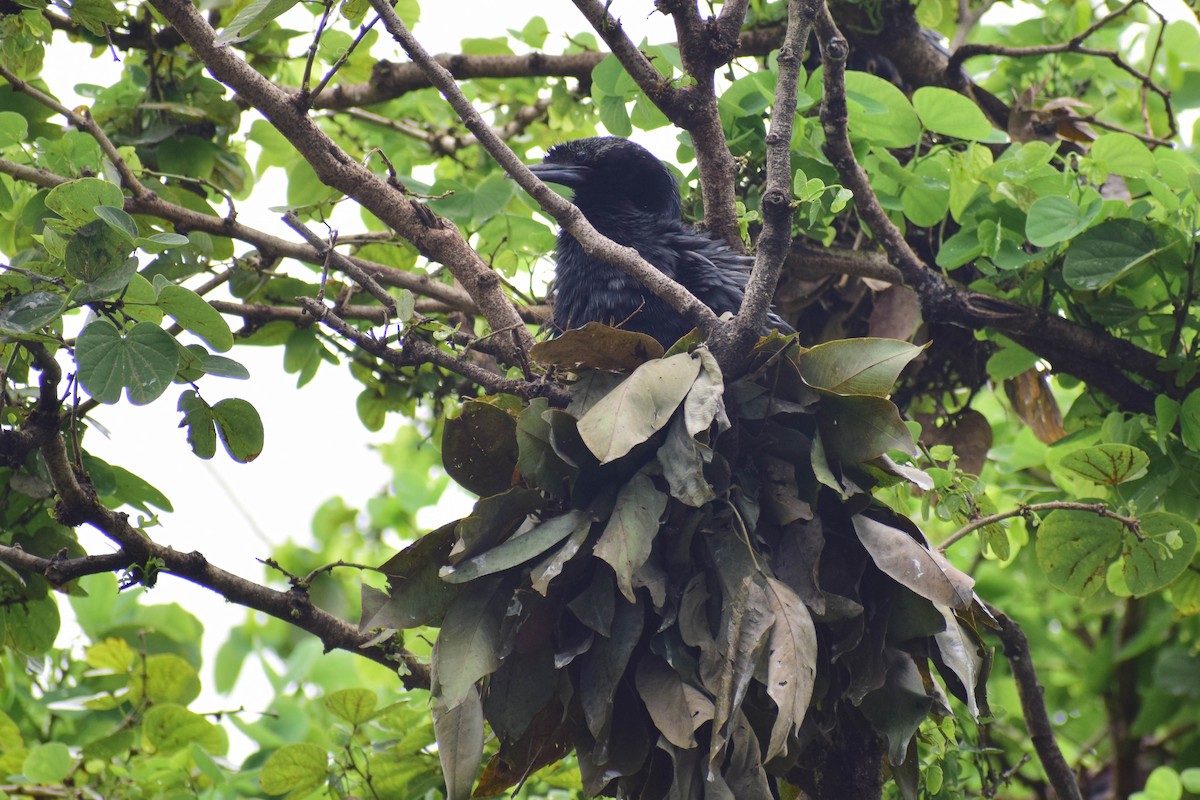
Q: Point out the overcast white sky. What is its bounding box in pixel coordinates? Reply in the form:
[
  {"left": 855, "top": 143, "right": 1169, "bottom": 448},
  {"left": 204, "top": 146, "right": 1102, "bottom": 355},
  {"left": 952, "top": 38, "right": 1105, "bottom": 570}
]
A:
[{"left": 42, "top": 0, "right": 1198, "bottom": 759}]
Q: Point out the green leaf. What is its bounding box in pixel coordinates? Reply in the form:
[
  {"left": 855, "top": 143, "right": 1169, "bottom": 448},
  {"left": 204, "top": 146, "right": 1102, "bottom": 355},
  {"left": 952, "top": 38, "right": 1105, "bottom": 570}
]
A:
[
  {"left": 135, "top": 232, "right": 191, "bottom": 253},
  {"left": 260, "top": 742, "right": 328, "bottom": 795},
  {"left": 1059, "top": 444, "right": 1149, "bottom": 485},
  {"left": 0, "top": 110, "right": 29, "bottom": 147},
  {"left": 442, "top": 509, "right": 590, "bottom": 584},
  {"left": 829, "top": 69, "right": 922, "bottom": 148},
  {"left": 75, "top": 319, "right": 180, "bottom": 405},
  {"left": 1179, "top": 388, "right": 1200, "bottom": 450},
  {"left": 130, "top": 653, "right": 201, "bottom": 705},
  {"left": 912, "top": 86, "right": 997, "bottom": 141},
  {"left": 64, "top": 218, "right": 134, "bottom": 284},
  {"left": 1025, "top": 194, "right": 1101, "bottom": 247},
  {"left": 577, "top": 352, "right": 702, "bottom": 464},
  {"left": 94, "top": 204, "right": 138, "bottom": 241},
  {"left": 1091, "top": 132, "right": 1157, "bottom": 178},
  {"left": 433, "top": 689, "right": 484, "bottom": 800},
  {"left": 370, "top": 522, "right": 460, "bottom": 629},
  {"left": 432, "top": 576, "right": 509, "bottom": 709},
  {"left": 1036, "top": 510, "right": 1123, "bottom": 598},
  {"left": 1123, "top": 512, "right": 1197, "bottom": 597},
  {"left": 142, "top": 704, "right": 227, "bottom": 755},
  {"left": 45, "top": 177, "right": 124, "bottom": 227},
  {"left": 178, "top": 389, "right": 217, "bottom": 459},
  {"left": 157, "top": 284, "right": 235, "bottom": 352},
  {"left": 819, "top": 395, "right": 914, "bottom": 464},
  {"left": 211, "top": 398, "right": 264, "bottom": 462},
  {"left": 70, "top": 256, "right": 139, "bottom": 303},
  {"left": 797, "top": 338, "right": 923, "bottom": 396},
  {"left": 325, "top": 688, "right": 378, "bottom": 725},
  {"left": 213, "top": 0, "right": 300, "bottom": 45},
  {"left": 1062, "top": 219, "right": 1165, "bottom": 291},
  {"left": 593, "top": 472, "right": 668, "bottom": 603},
  {"left": 23, "top": 742, "right": 72, "bottom": 784},
  {"left": 0, "top": 291, "right": 67, "bottom": 336}
]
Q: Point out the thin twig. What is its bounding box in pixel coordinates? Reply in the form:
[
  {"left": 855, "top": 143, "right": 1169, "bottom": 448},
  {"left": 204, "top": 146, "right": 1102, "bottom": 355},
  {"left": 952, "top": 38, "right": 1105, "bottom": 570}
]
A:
[{"left": 938, "top": 501, "right": 1141, "bottom": 552}]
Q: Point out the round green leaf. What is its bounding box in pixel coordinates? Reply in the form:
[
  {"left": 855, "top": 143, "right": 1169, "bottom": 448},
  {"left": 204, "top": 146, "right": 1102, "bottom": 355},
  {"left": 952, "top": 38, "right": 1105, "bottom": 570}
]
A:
[
  {"left": 1035, "top": 510, "right": 1123, "bottom": 597},
  {"left": 23, "top": 742, "right": 72, "bottom": 784},
  {"left": 836, "top": 70, "right": 922, "bottom": 148},
  {"left": 45, "top": 177, "right": 124, "bottom": 228},
  {"left": 1123, "top": 512, "right": 1198, "bottom": 597},
  {"left": 1025, "top": 194, "right": 1101, "bottom": 247},
  {"left": 325, "top": 688, "right": 379, "bottom": 725},
  {"left": 142, "top": 704, "right": 227, "bottom": 755},
  {"left": 75, "top": 320, "right": 180, "bottom": 405},
  {"left": 130, "top": 653, "right": 201, "bottom": 705},
  {"left": 912, "top": 86, "right": 996, "bottom": 141},
  {"left": 157, "top": 284, "right": 234, "bottom": 352},
  {"left": 260, "top": 743, "right": 328, "bottom": 795},
  {"left": 1058, "top": 444, "right": 1149, "bottom": 485},
  {"left": 1091, "top": 132, "right": 1157, "bottom": 178},
  {"left": 0, "top": 110, "right": 29, "bottom": 147},
  {"left": 211, "top": 397, "right": 264, "bottom": 463}
]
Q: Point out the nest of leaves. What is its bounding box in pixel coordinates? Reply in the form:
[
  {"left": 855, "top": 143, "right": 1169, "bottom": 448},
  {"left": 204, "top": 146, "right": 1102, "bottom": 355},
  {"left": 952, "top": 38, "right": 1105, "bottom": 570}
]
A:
[{"left": 362, "top": 324, "right": 993, "bottom": 799}]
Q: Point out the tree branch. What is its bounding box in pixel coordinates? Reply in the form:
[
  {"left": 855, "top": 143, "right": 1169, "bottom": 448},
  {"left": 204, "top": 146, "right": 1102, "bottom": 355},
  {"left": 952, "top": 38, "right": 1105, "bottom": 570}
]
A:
[
  {"left": 11, "top": 343, "right": 431, "bottom": 688},
  {"left": 147, "top": 0, "right": 533, "bottom": 365},
  {"left": 984, "top": 602, "right": 1084, "bottom": 800},
  {"left": 938, "top": 501, "right": 1141, "bottom": 553},
  {"left": 367, "top": 0, "right": 722, "bottom": 339},
  {"left": 710, "top": 0, "right": 816, "bottom": 366}
]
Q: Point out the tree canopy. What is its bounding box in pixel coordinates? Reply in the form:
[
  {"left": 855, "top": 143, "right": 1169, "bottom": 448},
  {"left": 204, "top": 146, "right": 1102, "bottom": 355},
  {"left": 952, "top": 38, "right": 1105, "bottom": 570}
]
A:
[{"left": 2, "top": 0, "right": 1200, "bottom": 798}]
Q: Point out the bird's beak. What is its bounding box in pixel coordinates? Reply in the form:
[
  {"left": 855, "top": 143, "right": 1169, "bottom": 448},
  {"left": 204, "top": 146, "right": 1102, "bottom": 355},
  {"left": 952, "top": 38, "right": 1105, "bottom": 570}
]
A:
[{"left": 526, "top": 162, "right": 591, "bottom": 188}]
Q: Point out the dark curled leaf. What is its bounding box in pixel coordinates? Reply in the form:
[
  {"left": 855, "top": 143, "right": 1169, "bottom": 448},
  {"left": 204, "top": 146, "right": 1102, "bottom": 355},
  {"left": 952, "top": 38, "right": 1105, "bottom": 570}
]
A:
[
  {"left": 531, "top": 321, "right": 664, "bottom": 370},
  {"left": 579, "top": 597, "right": 644, "bottom": 750},
  {"left": 709, "top": 576, "right": 774, "bottom": 772},
  {"left": 442, "top": 400, "right": 518, "bottom": 496},
  {"left": 853, "top": 514, "right": 974, "bottom": 610}
]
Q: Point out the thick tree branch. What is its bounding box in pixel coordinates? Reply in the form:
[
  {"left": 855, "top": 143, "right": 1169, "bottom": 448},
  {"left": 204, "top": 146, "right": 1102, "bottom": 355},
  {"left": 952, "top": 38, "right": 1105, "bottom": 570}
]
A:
[
  {"left": 710, "top": 0, "right": 815, "bottom": 366},
  {"left": 814, "top": 7, "right": 1161, "bottom": 414},
  {"left": 367, "top": 0, "right": 721, "bottom": 339},
  {"left": 984, "top": 602, "right": 1084, "bottom": 800},
  {"left": 11, "top": 344, "right": 430, "bottom": 687},
  {"left": 147, "top": 0, "right": 533, "bottom": 365}
]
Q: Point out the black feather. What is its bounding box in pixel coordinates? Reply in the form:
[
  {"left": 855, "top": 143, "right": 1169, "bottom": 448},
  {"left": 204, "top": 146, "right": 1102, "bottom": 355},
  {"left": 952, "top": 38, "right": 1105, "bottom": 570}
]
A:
[{"left": 530, "top": 136, "right": 794, "bottom": 347}]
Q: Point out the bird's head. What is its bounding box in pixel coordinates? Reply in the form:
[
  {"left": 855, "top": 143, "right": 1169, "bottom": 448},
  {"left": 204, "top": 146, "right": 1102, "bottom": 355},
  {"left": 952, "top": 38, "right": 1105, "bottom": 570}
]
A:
[{"left": 529, "top": 137, "right": 682, "bottom": 222}]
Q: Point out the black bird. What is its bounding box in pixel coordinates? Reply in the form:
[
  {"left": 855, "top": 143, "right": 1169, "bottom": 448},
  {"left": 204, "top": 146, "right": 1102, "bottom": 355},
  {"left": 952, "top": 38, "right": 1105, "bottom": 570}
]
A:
[{"left": 528, "top": 136, "right": 793, "bottom": 347}]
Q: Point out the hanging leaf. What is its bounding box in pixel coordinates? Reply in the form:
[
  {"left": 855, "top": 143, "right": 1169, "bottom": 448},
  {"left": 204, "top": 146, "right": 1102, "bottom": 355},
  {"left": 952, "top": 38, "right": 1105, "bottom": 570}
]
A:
[
  {"left": 853, "top": 515, "right": 974, "bottom": 609},
  {"left": 371, "top": 522, "right": 459, "bottom": 629},
  {"left": 433, "top": 687, "right": 484, "bottom": 800},
  {"left": 432, "top": 576, "right": 509, "bottom": 709},
  {"left": 761, "top": 577, "right": 818, "bottom": 761},
  {"left": 75, "top": 319, "right": 179, "bottom": 405},
  {"left": 443, "top": 400, "right": 518, "bottom": 496},
  {"left": 593, "top": 472, "right": 668, "bottom": 603},
  {"left": 211, "top": 398, "right": 264, "bottom": 463}
]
